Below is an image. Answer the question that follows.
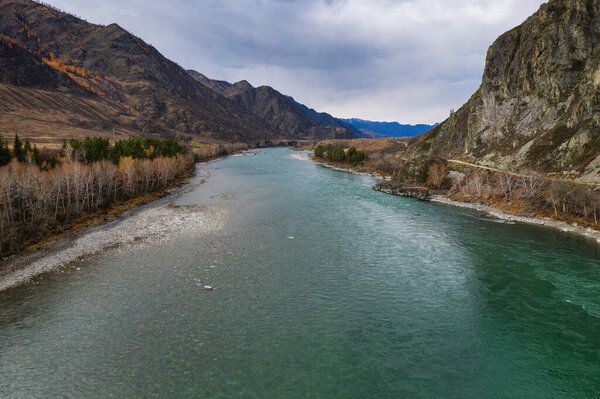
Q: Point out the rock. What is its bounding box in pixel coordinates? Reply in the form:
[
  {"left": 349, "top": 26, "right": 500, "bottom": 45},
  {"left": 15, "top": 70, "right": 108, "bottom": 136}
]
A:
[
  {"left": 407, "top": 0, "right": 600, "bottom": 182},
  {"left": 372, "top": 182, "right": 431, "bottom": 200}
]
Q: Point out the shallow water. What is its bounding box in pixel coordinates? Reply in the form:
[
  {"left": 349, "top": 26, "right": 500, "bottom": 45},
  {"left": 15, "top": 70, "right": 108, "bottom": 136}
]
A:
[{"left": 1, "top": 148, "right": 599, "bottom": 398}]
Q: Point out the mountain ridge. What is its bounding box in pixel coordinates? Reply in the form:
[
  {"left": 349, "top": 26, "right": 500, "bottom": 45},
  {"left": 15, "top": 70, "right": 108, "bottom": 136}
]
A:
[
  {"left": 189, "top": 72, "right": 356, "bottom": 140},
  {"left": 341, "top": 118, "right": 436, "bottom": 138},
  {"left": 0, "top": 0, "right": 279, "bottom": 143}
]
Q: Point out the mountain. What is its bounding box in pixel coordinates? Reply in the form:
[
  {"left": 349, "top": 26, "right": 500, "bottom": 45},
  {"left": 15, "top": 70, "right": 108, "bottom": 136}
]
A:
[
  {"left": 0, "top": 0, "right": 278, "bottom": 143},
  {"left": 342, "top": 118, "right": 436, "bottom": 138},
  {"left": 409, "top": 0, "right": 600, "bottom": 182},
  {"left": 189, "top": 73, "right": 355, "bottom": 140},
  {"left": 290, "top": 100, "right": 367, "bottom": 138},
  {"left": 187, "top": 70, "right": 232, "bottom": 95}
]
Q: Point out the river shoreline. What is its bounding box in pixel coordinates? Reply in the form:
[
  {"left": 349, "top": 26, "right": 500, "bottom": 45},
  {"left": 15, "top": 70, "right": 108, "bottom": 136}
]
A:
[
  {"left": 0, "top": 155, "right": 238, "bottom": 292},
  {"left": 308, "top": 153, "right": 387, "bottom": 180},
  {"left": 430, "top": 195, "right": 600, "bottom": 244},
  {"left": 313, "top": 157, "right": 600, "bottom": 244}
]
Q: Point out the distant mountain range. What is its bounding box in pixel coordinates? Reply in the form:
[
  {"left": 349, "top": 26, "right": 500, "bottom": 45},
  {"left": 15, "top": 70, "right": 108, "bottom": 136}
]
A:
[
  {"left": 0, "top": 0, "right": 433, "bottom": 145},
  {"left": 341, "top": 119, "right": 436, "bottom": 138},
  {"left": 188, "top": 70, "right": 436, "bottom": 140},
  {"left": 188, "top": 71, "right": 355, "bottom": 140}
]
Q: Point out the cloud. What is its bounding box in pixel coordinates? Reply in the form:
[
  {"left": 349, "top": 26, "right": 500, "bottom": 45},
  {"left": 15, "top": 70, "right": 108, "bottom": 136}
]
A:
[{"left": 46, "top": 0, "right": 546, "bottom": 124}]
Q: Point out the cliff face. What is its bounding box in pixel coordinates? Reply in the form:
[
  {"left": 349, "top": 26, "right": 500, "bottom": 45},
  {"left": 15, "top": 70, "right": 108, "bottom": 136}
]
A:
[{"left": 411, "top": 0, "right": 600, "bottom": 183}]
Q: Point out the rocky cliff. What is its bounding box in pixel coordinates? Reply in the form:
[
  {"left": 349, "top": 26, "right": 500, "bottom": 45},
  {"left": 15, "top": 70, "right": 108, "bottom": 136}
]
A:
[{"left": 410, "top": 0, "right": 600, "bottom": 183}]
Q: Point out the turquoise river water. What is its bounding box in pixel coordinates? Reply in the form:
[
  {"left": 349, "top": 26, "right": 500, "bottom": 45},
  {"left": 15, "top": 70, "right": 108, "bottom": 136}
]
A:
[{"left": 1, "top": 147, "right": 599, "bottom": 398}]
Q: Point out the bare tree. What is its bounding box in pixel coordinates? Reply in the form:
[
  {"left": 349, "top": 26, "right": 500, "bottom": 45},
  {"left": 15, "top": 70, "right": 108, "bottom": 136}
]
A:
[
  {"left": 471, "top": 171, "right": 484, "bottom": 196},
  {"left": 518, "top": 169, "right": 544, "bottom": 198},
  {"left": 427, "top": 163, "right": 448, "bottom": 188},
  {"left": 496, "top": 172, "right": 517, "bottom": 198}
]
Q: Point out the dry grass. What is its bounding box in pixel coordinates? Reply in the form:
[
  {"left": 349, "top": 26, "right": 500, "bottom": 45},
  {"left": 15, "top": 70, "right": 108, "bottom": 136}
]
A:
[{"left": 0, "top": 83, "right": 142, "bottom": 147}]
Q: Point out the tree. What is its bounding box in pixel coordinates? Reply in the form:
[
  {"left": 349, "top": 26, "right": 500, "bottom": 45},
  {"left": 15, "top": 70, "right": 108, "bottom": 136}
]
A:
[
  {"left": 427, "top": 162, "right": 448, "bottom": 188},
  {"left": 471, "top": 171, "right": 484, "bottom": 196},
  {"left": 0, "top": 137, "right": 11, "bottom": 165},
  {"left": 518, "top": 169, "right": 544, "bottom": 198},
  {"left": 32, "top": 145, "right": 40, "bottom": 165},
  {"left": 13, "top": 134, "right": 24, "bottom": 163},
  {"left": 59, "top": 139, "right": 67, "bottom": 157},
  {"left": 496, "top": 172, "right": 517, "bottom": 198},
  {"left": 346, "top": 147, "right": 365, "bottom": 165}
]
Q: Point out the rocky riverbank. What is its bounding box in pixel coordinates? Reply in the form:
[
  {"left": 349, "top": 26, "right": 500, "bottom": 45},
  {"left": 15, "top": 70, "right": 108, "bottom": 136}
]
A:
[
  {"left": 0, "top": 163, "right": 229, "bottom": 292},
  {"left": 373, "top": 180, "right": 600, "bottom": 243},
  {"left": 372, "top": 181, "right": 431, "bottom": 200},
  {"left": 312, "top": 156, "right": 600, "bottom": 245},
  {"left": 431, "top": 195, "right": 600, "bottom": 244}
]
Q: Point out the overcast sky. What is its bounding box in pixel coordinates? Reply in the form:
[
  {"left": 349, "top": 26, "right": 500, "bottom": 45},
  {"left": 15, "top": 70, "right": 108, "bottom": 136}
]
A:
[{"left": 47, "top": 0, "right": 545, "bottom": 124}]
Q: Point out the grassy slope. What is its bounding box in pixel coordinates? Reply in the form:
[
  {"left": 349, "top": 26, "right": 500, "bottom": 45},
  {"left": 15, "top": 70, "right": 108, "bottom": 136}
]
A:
[{"left": 0, "top": 0, "right": 279, "bottom": 144}]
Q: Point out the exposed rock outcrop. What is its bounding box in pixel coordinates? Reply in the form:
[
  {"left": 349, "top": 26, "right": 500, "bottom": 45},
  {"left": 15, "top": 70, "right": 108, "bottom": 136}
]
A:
[
  {"left": 410, "top": 0, "right": 600, "bottom": 183},
  {"left": 373, "top": 181, "right": 431, "bottom": 200}
]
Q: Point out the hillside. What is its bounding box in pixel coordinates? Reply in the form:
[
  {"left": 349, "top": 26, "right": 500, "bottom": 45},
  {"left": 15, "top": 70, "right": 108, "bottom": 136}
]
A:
[
  {"left": 187, "top": 70, "right": 232, "bottom": 95},
  {"left": 409, "top": 0, "right": 600, "bottom": 183},
  {"left": 0, "top": 0, "right": 278, "bottom": 144},
  {"left": 290, "top": 100, "right": 366, "bottom": 137},
  {"left": 189, "top": 72, "right": 355, "bottom": 140},
  {"left": 342, "top": 118, "right": 436, "bottom": 138}
]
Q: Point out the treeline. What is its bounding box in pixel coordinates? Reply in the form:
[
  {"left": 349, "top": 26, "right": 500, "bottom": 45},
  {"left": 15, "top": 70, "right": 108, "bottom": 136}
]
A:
[
  {"left": 314, "top": 144, "right": 365, "bottom": 165},
  {"left": 69, "top": 137, "right": 187, "bottom": 164},
  {"left": 193, "top": 142, "right": 250, "bottom": 162},
  {"left": 392, "top": 158, "right": 600, "bottom": 226},
  {"left": 193, "top": 140, "right": 301, "bottom": 162},
  {"left": 0, "top": 134, "right": 40, "bottom": 167},
  {"left": 0, "top": 136, "right": 194, "bottom": 254},
  {"left": 0, "top": 135, "right": 188, "bottom": 168}
]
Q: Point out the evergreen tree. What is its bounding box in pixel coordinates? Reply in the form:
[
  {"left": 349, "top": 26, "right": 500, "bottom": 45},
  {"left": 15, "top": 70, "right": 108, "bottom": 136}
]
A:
[
  {"left": 32, "top": 144, "right": 40, "bottom": 165},
  {"left": 59, "top": 139, "right": 67, "bottom": 157},
  {"left": 23, "top": 139, "right": 32, "bottom": 154},
  {"left": 22, "top": 139, "right": 33, "bottom": 164},
  {"left": 0, "top": 137, "right": 11, "bottom": 165},
  {"left": 13, "top": 134, "right": 24, "bottom": 163}
]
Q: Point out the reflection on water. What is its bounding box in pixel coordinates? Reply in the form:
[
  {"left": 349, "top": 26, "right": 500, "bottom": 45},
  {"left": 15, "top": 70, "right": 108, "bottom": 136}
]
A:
[{"left": 1, "top": 148, "right": 599, "bottom": 398}]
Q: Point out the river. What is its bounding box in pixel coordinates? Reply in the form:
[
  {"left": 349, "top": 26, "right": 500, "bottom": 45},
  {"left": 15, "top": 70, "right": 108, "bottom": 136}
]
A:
[{"left": 1, "top": 147, "right": 599, "bottom": 398}]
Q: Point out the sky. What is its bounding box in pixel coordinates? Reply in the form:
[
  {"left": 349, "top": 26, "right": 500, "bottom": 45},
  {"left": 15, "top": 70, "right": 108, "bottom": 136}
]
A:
[{"left": 46, "top": 0, "right": 546, "bottom": 124}]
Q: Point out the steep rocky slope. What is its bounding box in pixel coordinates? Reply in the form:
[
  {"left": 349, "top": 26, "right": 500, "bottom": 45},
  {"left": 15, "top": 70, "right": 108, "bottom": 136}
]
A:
[
  {"left": 0, "top": 0, "right": 278, "bottom": 143},
  {"left": 291, "top": 101, "right": 365, "bottom": 137},
  {"left": 189, "top": 71, "right": 355, "bottom": 139},
  {"left": 410, "top": 0, "right": 600, "bottom": 183},
  {"left": 223, "top": 81, "right": 356, "bottom": 139},
  {"left": 187, "top": 70, "right": 232, "bottom": 95}
]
